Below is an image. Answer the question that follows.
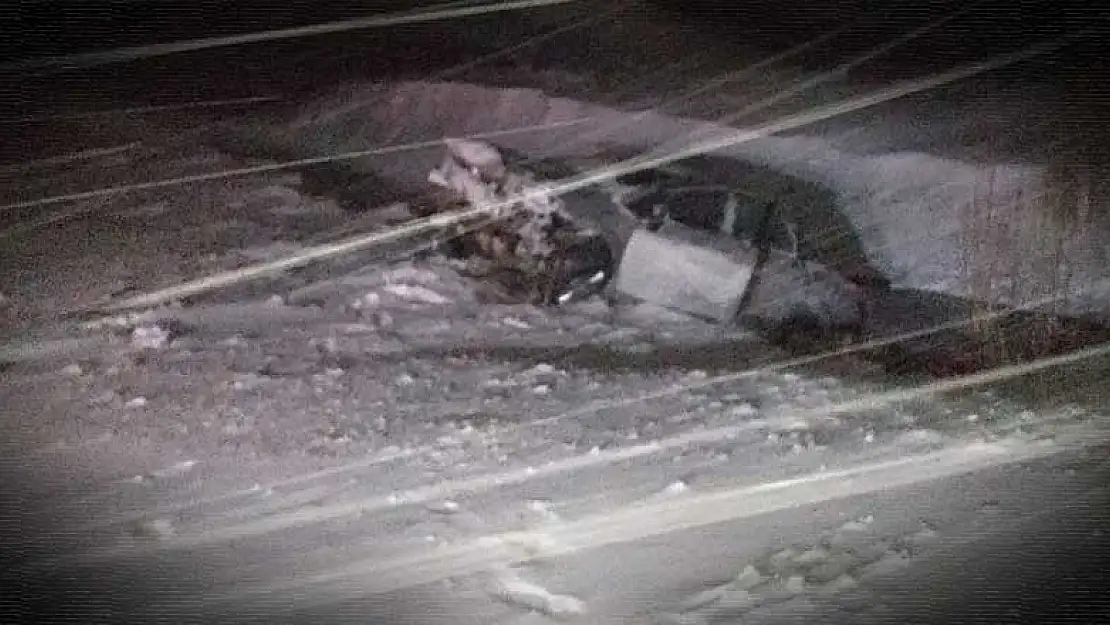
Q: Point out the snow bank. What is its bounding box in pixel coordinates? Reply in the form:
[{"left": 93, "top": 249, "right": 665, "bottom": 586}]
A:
[{"left": 266, "top": 80, "right": 1110, "bottom": 317}]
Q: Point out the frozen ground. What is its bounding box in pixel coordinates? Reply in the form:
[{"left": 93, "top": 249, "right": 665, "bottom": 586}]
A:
[
  {"left": 3, "top": 3, "right": 1109, "bottom": 621},
  {"left": 2, "top": 116, "right": 1109, "bottom": 623}
]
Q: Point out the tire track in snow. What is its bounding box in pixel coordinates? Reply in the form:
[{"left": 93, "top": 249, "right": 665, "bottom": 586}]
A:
[{"left": 156, "top": 420, "right": 1107, "bottom": 616}]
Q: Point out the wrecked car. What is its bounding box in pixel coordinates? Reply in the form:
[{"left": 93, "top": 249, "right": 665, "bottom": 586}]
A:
[{"left": 422, "top": 138, "right": 875, "bottom": 336}]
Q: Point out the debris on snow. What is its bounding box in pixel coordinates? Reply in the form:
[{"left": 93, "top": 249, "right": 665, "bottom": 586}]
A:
[
  {"left": 805, "top": 556, "right": 857, "bottom": 585},
  {"left": 614, "top": 220, "right": 759, "bottom": 322},
  {"left": 231, "top": 373, "right": 271, "bottom": 392},
  {"left": 152, "top": 459, "right": 199, "bottom": 478},
  {"left": 525, "top": 363, "right": 563, "bottom": 388},
  {"left": 825, "top": 574, "right": 859, "bottom": 591},
  {"left": 382, "top": 283, "right": 452, "bottom": 306},
  {"left": 838, "top": 515, "right": 875, "bottom": 532},
  {"left": 366, "top": 309, "right": 394, "bottom": 329},
  {"left": 427, "top": 500, "right": 461, "bottom": 514},
  {"left": 782, "top": 575, "right": 806, "bottom": 594},
  {"left": 90, "top": 390, "right": 118, "bottom": 405},
  {"left": 662, "top": 480, "right": 691, "bottom": 495},
  {"left": 734, "top": 565, "right": 765, "bottom": 590},
  {"left": 313, "top": 336, "right": 341, "bottom": 355},
  {"left": 60, "top": 362, "right": 85, "bottom": 377},
  {"left": 132, "top": 325, "right": 171, "bottom": 350},
  {"left": 501, "top": 316, "right": 532, "bottom": 330},
  {"left": 482, "top": 378, "right": 516, "bottom": 398},
  {"left": 439, "top": 138, "right": 508, "bottom": 182},
  {"left": 793, "top": 545, "right": 833, "bottom": 566},
  {"left": 491, "top": 572, "right": 587, "bottom": 618},
  {"left": 351, "top": 292, "right": 382, "bottom": 310},
  {"left": 729, "top": 403, "right": 759, "bottom": 418},
  {"left": 425, "top": 139, "right": 617, "bottom": 306},
  {"left": 769, "top": 548, "right": 799, "bottom": 572}
]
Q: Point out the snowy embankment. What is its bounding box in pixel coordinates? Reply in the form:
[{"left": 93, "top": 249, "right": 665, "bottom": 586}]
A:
[{"left": 257, "top": 79, "right": 1110, "bottom": 318}]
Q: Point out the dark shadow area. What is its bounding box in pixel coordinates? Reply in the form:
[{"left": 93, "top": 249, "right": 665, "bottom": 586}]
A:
[{"left": 650, "top": 0, "right": 1107, "bottom": 78}]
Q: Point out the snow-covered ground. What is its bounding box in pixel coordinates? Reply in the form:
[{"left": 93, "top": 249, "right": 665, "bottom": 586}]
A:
[
  {"left": 3, "top": 2, "right": 1109, "bottom": 621},
  {"left": 2, "top": 109, "right": 1108, "bottom": 623}
]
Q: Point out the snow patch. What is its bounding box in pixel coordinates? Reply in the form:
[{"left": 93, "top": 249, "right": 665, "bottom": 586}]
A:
[{"left": 491, "top": 572, "right": 587, "bottom": 618}]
